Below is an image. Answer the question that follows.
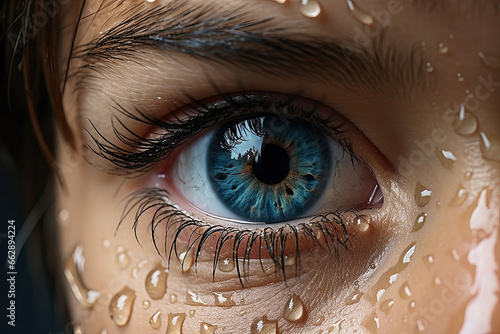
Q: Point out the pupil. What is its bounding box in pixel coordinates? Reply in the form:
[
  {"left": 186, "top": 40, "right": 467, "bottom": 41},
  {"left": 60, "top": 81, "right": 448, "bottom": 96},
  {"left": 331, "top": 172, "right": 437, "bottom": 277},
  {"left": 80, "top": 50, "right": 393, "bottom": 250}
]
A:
[{"left": 252, "top": 144, "right": 290, "bottom": 184}]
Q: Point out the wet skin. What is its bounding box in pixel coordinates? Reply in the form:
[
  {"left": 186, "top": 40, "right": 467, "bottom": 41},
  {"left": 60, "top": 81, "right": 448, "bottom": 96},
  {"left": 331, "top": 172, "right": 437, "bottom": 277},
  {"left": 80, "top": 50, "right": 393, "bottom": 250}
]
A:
[{"left": 55, "top": 0, "right": 499, "bottom": 333}]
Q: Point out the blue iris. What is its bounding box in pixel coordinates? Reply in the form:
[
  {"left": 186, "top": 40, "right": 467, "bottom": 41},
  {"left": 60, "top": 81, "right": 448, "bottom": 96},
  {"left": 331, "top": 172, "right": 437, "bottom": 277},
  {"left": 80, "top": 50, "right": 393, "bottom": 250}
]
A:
[{"left": 207, "top": 115, "right": 331, "bottom": 223}]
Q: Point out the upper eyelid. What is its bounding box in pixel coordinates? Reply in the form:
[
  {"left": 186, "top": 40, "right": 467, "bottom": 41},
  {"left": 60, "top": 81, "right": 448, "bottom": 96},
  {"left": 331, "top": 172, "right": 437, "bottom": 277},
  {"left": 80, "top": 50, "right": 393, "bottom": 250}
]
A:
[{"left": 84, "top": 92, "right": 350, "bottom": 176}]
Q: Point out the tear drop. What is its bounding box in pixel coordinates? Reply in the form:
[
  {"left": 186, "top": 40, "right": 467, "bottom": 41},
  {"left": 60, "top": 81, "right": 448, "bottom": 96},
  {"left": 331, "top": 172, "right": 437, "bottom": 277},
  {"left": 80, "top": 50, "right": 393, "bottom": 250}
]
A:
[
  {"left": 200, "top": 322, "right": 218, "bottom": 334},
  {"left": 149, "top": 310, "right": 162, "bottom": 330},
  {"left": 108, "top": 286, "right": 136, "bottom": 327},
  {"left": 177, "top": 245, "right": 194, "bottom": 273},
  {"left": 145, "top": 265, "right": 168, "bottom": 299},
  {"left": 478, "top": 52, "right": 500, "bottom": 68},
  {"left": 218, "top": 257, "right": 235, "bottom": 272},
  {"left": 165, "top": 313, "right": 186, "bottom": 334},
  {"left": 412, "top": 212, "right": 427, "bottom": 232},
  {"left": 346, "top": 0, "right": 374, "bottom": 25},
  {"left": 251, "top": 316, "right": 278, "bottom": 334},
  {"left": 453, "top": 104, "right": 477, "bottom": 135},
  {"left": 283, "top": 294, "right": 305, "bottom": 322},
  {"left": 480, "top": 132, "right": 500, "bottom": 161},
  {"left": 300, "top": 0, "right": 321, "bottom": 17},
  {"left": 414, "top": 182, "right": 432, "bottom": 207}
]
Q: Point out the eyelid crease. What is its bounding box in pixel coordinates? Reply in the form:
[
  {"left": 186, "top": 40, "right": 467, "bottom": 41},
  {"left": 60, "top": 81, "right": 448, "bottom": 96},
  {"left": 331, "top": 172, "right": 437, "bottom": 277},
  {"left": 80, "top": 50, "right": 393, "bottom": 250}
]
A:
[{"left": 85, "top": 92, "right": 354, "bottom": 176}]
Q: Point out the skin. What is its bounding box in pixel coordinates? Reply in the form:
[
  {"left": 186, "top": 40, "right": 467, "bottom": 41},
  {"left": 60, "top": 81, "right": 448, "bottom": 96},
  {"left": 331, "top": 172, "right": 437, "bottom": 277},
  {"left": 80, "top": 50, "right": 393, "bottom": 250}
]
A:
[{"left": 55, "top": 0, "right": 500, "bottom": 333}]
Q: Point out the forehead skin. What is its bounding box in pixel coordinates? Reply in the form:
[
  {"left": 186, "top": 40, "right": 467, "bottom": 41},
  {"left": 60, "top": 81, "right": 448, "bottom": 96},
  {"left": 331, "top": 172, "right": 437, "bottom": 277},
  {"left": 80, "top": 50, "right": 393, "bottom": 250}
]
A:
[{"left": 55, "top": 0, "right": 500, "bottom": 333}]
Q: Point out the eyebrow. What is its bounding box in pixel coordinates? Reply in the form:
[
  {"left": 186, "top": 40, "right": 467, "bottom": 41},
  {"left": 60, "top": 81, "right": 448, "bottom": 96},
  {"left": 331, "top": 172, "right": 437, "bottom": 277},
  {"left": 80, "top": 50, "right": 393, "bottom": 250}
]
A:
[{"left": 72, "top": 1, "right": 428, "bottom": 102}]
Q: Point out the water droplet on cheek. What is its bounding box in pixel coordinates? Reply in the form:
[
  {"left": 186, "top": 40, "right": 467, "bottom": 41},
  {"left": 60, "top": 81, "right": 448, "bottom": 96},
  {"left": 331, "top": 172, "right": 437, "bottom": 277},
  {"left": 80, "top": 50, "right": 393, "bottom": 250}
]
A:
[
  {"left": 399, "top": 282, "right": 412, "bottom": 298},
  {"left": 283, "top": 294, "right": 305, "bottom": 322},
  {"left": 414, "top": 182, "right": 432, "bottom": 207},
  {"left": 300, "top": 0, "right": 322, "bottom": 17},
  {"left": 64, "top": 246, "right": 101, "bottom": 308},
  {"left": 108, "top": 286, "right": 136, "bottom": 327},
  {"left": 145, "top": 265, "right": 168, "bottom": 299},
  {"left": 200, "top": 322, "right": 218, "bottom": 334},
  {"left": 453, "top": 104, "right": 478, "bottom": 136},
  {"left": 213, "top": 292, "right": 236, "bottom": 307},
  {"left": 379, "top": 299, "right": 394, "bottom": 314},
  {"left": 345, "top": 290, "right": 364, "bottom": 306},
  {"left": 185, "top": 291, "right": 207, "bottom": 306},
  {"left": 346, "top": 0, "right": 374, "bottom": 25},
  {"left": 479, "top": 132, "right": 500, "bottom": 161},
  {"left": 449, "top": 185, "right": 468, "bottom": 206},
  {"left": 116, "top": 247, "right": 130, "bottom": 269},
  {"left": 438, "top": 42, "right": 449, "bottom": 54},
  {"left": 149, "top": 310, "right": 162, "bottom": 329},
  {"left": 354, "top": 215, "right": 371, "bottom": 233},
  {"left": 251, "top": 316, "right": 278, "bottom": 334},
  {"left": 436, "top": 149, "right": 457, "bottom": 169},
  {"left": 423, "top": 255, "right": 434, "bottom": 268},
  {"left": 426, "top": 62, "right": 434, "bottom": 72},
  {"left": 142, "top": 300, "right": 151, "bottom": 309},
  {"left": 176, "top": 246, "right": 194, "bottom": 273},
  {"left": 166, "top": 313, "right": 186, "bottom": 334},
  {"left": 478, "top": 52, "right": 500, "bottom": 68},
  {"left": 170, "top": 294, "right": 178, "bottom": 303},
  {"left": 313, "top": 315, "right": 325, "bottom": 326},
  {"left": 412, "top": 213, "right": 427, "bottom": 232}
]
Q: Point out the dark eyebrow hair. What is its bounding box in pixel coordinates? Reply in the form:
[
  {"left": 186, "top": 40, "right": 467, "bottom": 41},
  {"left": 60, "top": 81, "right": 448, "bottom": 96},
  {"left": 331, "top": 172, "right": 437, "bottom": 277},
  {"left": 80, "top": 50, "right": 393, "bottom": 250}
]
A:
[{"left": 71, "top": 1, "right": 428, "bottom": 102}]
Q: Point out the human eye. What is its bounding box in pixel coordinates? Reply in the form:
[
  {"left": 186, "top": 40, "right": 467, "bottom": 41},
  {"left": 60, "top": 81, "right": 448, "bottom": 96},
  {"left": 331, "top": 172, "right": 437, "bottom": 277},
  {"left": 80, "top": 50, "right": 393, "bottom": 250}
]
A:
[{"left": 89, "top": 90, "right": 386, "bottom": 286}]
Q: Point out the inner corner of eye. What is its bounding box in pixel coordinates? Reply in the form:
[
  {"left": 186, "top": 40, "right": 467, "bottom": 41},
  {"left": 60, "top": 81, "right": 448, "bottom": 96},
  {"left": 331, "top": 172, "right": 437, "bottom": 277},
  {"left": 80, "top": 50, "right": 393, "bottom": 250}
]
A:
[{"left": 154, "top": 109, "right": 380, "bottom": 225}]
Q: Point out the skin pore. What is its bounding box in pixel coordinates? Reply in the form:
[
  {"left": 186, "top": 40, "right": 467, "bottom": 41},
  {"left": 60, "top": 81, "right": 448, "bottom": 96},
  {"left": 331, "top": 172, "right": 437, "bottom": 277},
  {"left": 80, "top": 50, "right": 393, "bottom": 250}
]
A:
[{"left": 55, "top": 0, "right": 499, "bottom": 333}]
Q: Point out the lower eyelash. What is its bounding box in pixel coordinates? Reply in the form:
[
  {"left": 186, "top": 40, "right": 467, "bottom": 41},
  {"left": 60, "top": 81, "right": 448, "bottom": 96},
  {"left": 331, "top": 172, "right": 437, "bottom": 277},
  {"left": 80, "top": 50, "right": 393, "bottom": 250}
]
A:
[{"left": 119, "top": 187, "right": 354, "bottom": 285}]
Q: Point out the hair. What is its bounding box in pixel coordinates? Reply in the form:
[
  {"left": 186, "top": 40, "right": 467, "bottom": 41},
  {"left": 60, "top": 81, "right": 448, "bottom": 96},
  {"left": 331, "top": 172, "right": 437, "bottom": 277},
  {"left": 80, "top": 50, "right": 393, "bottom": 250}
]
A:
[{"left": 1, "top": 0, "right": 77, "bottom": 331}]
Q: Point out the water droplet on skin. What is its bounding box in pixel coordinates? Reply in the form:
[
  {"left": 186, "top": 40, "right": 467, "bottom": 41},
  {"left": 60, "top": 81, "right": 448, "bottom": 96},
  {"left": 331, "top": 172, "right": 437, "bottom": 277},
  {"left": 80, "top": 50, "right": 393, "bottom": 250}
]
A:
[
  {"left": 109, "top": 286, "right": 136, "bottom": 327},
  {"left": 313, "top": 315, "right": 325, "bottom": 326},
  {"left": 149, "top": 310, "right": 162, "bottom": 330},
  {"left": 434, "top": 276, "right": 442, "bottom": 285},
  {"left": 454, "top": 104, "right": 478, "bottom": 135},
  {"left": 464, "top": 171, "right": 473, "bottom": 181},
  {"left": 403, "top": 245, "right": 416, "bottom": 264},
  {"left": 64, "top": 246, "right": 101, "bottom": 308},
  {"left": 478, "top": 52, "right": 500, "bottom": 68},
  {"left": 346, "top": 0, "right": 374, "bottom": 25},
  {"left": 436, "top": 149, "right": 457, "bottom": 169},
  {"left": 300, "top": 0, "right": 321, "bottom": 17},
  {"left": 376, "top": 289, "right": 385, "bottom": 301},
  {"left": 283, "top": 294, "right": 305, "bottom": 322},
  {"left": 102, "top": 239, "right": 110, "bottom": 249},
  {"left": 414, "top": 182, "right": 432, "bottom": 207},
  {"left": 345, "top": 290, "right": 364, "bottom": 306},
  {"left": 379, "top": 299, "right": 394, "bottom": 314},
  {"left": 142, "top": 300, "right": 151, "bottom": 309},
  {"left": 449, "top": 185, "right": 468, "bottom": 206},
  {"left": 412, "top": 212, "right": 427, "bottom": 232},
  {"left": 480, "top": 132, "right": 500, "bottom": 161},
  {"left": 399, "top": 282, "right": 412, "bottom": 298},
  {"left": 218, "top": 257, "right": 235, "bottom": 272},
  {"left": 188, "top": 310, "right": 195, "bottom": 317},
  {"left": 354, "top": 280, "right": 360, "bottom": 288},
  {"left": 145, "top": 265, "right": 168, "bottom": 299},
  {"left": 423, "top": 255, "right": 434, "bottom": 268},
  {"left": 200, "top": 322, "right": 218, "bottom": 334},
  {"left": 438, "top": 42, "right": 449, "bottom": 54},
  {"left": 354, "top": 215, "right": 371, "bottom": 233},
  {"left": 117, "top": 248, "right": 130, "bottom": 269},
  {"left": 416, "top": 319, "right": 426, "bottom": 331},
  {"left": 456, "top": 72, "right": 465, "bottom": 82},
  {"left": 166, "top": 313, "right": 186, "bottom": 334},
  {"left": 185, "top": 291, "right": 207, "bottom": 306},
  {"left": 177, "top": 245, "right": 194, "bottom": 273},
  {"left": 251, "top": 316, "right": 278, "bottom": 334},
  {"left": 426, "top": 62, "right": 434, "bottom": 72},
  {"left": 214, "top": 292, "right": 236, "bottom": 307},
  {"left": 451, "top": 249, "right": 460, "bottom": 261},
  {"left": 59, "top": 209, "right": 69, "bottom": 221},
  {"left": 170, "top": 294, "right": 178, "bottom": 303},
  {"left": 408, "top": 300, "right": 416, "bottom": 312},
  {"left": 73, "top": 325, "right": 83, "bottom": 334},
  {"left": 283, "top": 254, "right": 296, "bottom": 267}
]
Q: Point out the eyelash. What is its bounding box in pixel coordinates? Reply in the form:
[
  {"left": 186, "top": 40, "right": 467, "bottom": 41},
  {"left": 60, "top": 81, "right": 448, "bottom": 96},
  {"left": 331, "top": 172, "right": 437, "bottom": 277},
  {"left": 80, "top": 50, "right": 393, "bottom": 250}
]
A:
[{"left": 89, "top": 91, "right": 372, "bottom": 283}]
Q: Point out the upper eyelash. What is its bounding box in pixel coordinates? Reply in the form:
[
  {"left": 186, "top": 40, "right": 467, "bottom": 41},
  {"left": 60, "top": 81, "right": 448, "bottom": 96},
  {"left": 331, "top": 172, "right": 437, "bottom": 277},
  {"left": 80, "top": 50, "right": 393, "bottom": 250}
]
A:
[
  {"left": 85, "top": 92, "right": 352, "bottom": 176},
  {"left": 118, "top": 187, "right": 354, "bottom": 285}
]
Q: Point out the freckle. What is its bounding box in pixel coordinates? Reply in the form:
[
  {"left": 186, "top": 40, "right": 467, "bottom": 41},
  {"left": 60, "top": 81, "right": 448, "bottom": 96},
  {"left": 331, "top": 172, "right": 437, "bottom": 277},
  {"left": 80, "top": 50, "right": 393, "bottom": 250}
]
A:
[
  {"left": 145, "top": 265, "right": 168, "bottom": 299},
  {"left": 213, "top": 292, "right": 236, "bottom": 307},
  {"left": 414, "top": 182, "right": 432, "bottom": 207},
  {"left": 165, "top": 313, "right": 186, "bottom": 334},
  {"left": 149, "top": 310, "right": 162, "bottom": 330},
  {"left": 108, "top": 286, "right": 136, "bottom": 327},
  {"left": 250, "top": 316, "right": 278, "bottom": 334},
  {"left": 283, "top": 293, "right": 305, "bottom": 322},
  {"left": 412, "top": 212, "right": 427, "bottom": 232},
  {"left": 200, "top": 322, "right": 218, "bottom": 334}
]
